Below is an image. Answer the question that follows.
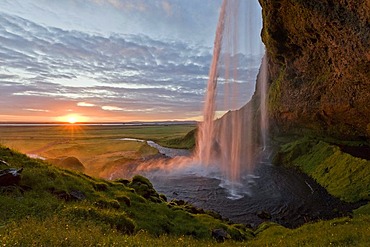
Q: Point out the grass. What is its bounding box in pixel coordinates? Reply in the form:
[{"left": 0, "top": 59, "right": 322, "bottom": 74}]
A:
[
  {"left": 249, "top": 216, "right": 370, "bottom": 247},
  {"left": 0, "top": 124, "right": 196, "bottom": 152},
  {"left": 1, "top": 130, "right": 370, "bottom": 245},
  {"left": 0, "top": 146, "right": 253, "bottom": 246}
]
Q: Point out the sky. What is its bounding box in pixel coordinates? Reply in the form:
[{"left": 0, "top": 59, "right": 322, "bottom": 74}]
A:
[{"left": 0, "top": 0, "right": 264, "bottom": 123}]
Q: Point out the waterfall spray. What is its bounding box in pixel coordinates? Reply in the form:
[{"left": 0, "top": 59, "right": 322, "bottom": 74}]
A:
[
  {"left": 196, "top": 0, "right": 227, "bottom": 166},
  {"left": 196, "top": 0, "right": 268, "bottom": 198}
]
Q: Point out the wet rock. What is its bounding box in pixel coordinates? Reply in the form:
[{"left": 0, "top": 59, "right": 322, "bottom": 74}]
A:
[
  {"left": 70, "top": 190, "right": 86, "bottom": 201},
  {"left": 0, "top": 168, "right": 23, "bottom": 186},
  {"left": 259, "top": 0, "right": 370, "bottom": 140},
  {"left": 212, "top": 228, "right": 230, "bottom": 243},
  {"left": 257, "top": 210, "right": 272, "bottom": 220}
]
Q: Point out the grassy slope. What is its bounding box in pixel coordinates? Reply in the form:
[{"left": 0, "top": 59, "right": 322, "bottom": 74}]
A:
[
  {"left": 1, "top": 136, "right": 370, "bottom": 245},
  {"left": 0, "top": 146, "right": 253, "bottom": 246}
]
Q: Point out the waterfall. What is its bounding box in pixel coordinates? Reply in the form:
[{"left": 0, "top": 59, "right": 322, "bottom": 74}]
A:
[
  {"left": 195, "top": 0, "right": 268, "bottom": 198},
  {"left": 259, "top": 55, "right": 269, "bottom": 151},
  {"left": 196, "top": 0, "right": 227, "bottom": 167}
]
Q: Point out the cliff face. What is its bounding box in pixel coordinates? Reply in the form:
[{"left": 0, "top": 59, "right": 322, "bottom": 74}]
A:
[{"left": 259, "top": 0, "right": 370, "bottom": 140}]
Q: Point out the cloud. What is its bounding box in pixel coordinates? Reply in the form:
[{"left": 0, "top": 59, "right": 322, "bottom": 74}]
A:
[
  {"left": 102, "top": 105, "right": 124, "bottom": 111},
  {"left": 23, "top": 108, "right": 50, "bottom": 112},
  {"left": 77, "top": 102, "right": 96, "bottom": 107},
  {"left": 0, "top": 9, "right": 264, "bottom": 121}
]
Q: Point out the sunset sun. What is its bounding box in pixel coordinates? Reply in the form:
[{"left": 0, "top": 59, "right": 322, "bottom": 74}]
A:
[
  {"left": 68, "top": 116, "right": 77, "bottom": 124},
  {"left": 56, "top": 114, "right": 88, "bottom": 124}
]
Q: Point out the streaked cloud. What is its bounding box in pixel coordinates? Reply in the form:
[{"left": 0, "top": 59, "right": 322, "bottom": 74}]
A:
[
  {"left": 0, "top": 0, "right": 264, "bottom": 122},
  {"left": 102, "top": 106, "right": 124, "bottom": 111},
  {"left": 77, "top": 102, "right": 96, "bottom": 107},
  {"left": 23, "top": 108, "right": 50, "bottom": 112}
]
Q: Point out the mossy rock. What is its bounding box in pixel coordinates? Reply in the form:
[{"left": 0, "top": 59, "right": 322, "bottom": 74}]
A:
[
  {"left": 128, "top": 175, "right": 161, "bottom": 203},
  {"left": 254, "top": 221, "right": 282, "bottom": 235},
  {"left": 353, "top": 203, "right": 370, "bottom": 217},
  {"left": 116, "top": 195, "right": 131, "bottom": 207},
  {"left": 93, "top": 182, "right": 109, "bottom": 191},
  {"left": 159, "top": 193, "right": 167, "bottom": 202},
  {"left": 130, "top": 175, "right": 153, "bottom": 188},
  {"left": 94, "top": 199, "right": 121, "bottom": 209},
  {"left": 114, "top": 178, "right": 130, "bottom": 186}
]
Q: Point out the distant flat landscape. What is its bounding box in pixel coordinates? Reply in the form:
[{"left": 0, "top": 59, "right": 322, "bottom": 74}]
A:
[{"left": 0, "top": 123, "right": 196, "bottom": 178}]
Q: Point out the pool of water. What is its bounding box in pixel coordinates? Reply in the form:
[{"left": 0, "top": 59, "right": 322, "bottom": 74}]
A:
[{"left": 113, "top": 141, "right": 361, "bottom": 228}]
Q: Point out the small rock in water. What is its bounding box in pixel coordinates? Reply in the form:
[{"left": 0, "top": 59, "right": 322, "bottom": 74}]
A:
[{"left": 257, "top": 210, "right": 272, "bottom": 219}]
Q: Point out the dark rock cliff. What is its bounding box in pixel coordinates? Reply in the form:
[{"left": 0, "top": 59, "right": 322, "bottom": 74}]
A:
[{"left": 259, "top": 0, "right": 370, "bottom": 140}]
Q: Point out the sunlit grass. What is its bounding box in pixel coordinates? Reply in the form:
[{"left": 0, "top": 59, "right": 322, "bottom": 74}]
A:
[
  {"left": 249, "top": 216, "right": 370, "bottom": 247},
  {"left": 1, "top": 140, "right": 370, "bottom": 246},
  {"left": 0, "top": 124, "right": 196, "bottom": 178}
]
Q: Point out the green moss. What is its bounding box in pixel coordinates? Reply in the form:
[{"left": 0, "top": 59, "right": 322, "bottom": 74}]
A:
[
  {"left": 268, "top": 67, "right": 286, "bottom": 113},
  {"left": 1, "top": 145, "right": 370, "bottom": 245},
  {"left": 275, "top": 138, "right": 370, "bottom": 202},
  {"left": 63, "top": 206, "right": 135, "bottom": 234},
  {"left": 94, "top": 199, "right": 121, "bottom": 209},
  {"left": 353, "top": 203, "right": 370, "bottom": 217},
  {"left": 116, "top": 195, "right": 131, "bottom": 207},
  {"left": 250, "top": 216, "right": 370, "bottom": 247},
  {"left": 93, "top": 182, "right": 109, "bottom": 191},
  {"left": 127, "top": 175, "right": 166, "bottom": 203},
  {"left": 254, "top": 222, "right": 284, "bottom": 236},
  {"left": 158, "top": 128, "right": 197, "bottom": 149}
]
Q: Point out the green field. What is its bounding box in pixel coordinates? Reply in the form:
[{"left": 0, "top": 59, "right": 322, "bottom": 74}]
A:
[
  {"left": 1, "top": 126, "right": 370, "bottom": 245},
  {"left": 0, "top": 124, "right": 196, "bottom": 178}
]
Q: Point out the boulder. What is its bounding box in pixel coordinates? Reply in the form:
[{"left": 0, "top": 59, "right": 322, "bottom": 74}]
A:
[
  {"left": 212, "top": 228, "right": 230, "bottom": 242},
  {"left": 0, "top": 168, "right": 23, "bottom": 186}
]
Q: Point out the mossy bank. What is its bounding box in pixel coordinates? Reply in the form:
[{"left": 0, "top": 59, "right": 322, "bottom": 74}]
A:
[{"left": 1, "top": 140, "right": 370, "bottom": 246}]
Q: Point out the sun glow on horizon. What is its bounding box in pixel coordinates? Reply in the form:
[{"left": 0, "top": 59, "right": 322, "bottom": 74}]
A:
[
  {"left": 68, "top": 116, "right": 77, "bottom": 124},
  {"left": 56, "top": 114, "right": 88, "bottom": 123}
]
